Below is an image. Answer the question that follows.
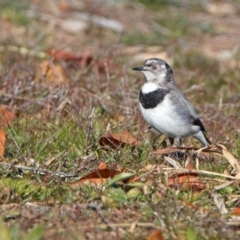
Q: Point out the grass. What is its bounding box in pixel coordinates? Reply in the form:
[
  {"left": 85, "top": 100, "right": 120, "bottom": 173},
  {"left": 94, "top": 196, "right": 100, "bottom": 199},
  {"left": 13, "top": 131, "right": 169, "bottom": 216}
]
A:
[
  {"left": 0, "top": 0, "right": 240, "bottom": 239},
  {"left": 0, "top": 0, "right": 30, "bottom": 25}
]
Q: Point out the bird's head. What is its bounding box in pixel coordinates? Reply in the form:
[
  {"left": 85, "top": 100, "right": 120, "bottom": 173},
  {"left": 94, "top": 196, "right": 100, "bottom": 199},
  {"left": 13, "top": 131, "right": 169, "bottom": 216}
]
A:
[{"left": 132, "top": 58, "right": 174, "bottom": 84}]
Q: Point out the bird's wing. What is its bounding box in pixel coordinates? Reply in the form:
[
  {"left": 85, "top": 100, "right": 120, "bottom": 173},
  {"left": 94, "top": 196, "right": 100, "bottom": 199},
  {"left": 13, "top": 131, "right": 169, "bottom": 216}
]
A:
[{"left": 171, "top": 92, "right": 205, "bottom": 128}]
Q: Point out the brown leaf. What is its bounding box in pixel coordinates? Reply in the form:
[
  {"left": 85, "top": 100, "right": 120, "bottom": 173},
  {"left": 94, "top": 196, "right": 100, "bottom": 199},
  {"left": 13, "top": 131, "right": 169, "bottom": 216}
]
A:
[
  {"left": 168, "top": 173, "right": 206, "bottom": 191},
  {"left": 0, "top": 105, "right": 17, "bottom": 128},
  {"left": 70, "top": 168, "right": 122, "bottom": 188},
  {"left": 98, "top": 161, "right": 107, "bottom": 170},
  {"left": 186, "top": 163, "right": 194, "bottom": 170},
  {"left": 99, "top": 131, "right": 140, "bottom": 148},
  {"left": 48, "top": 50, "right": 92, "bottom": 67},
  {"left": 34, "top": 60, "right": 68, "bottom": 90},
  {"left": 0, "top": 129, "right": 6, "bottom": 157},
  {"left": 231, "top": 208, "right": 240, "bottom": 216},
  {"left": 49, "top": 50, "right": 79, "bottom": 61},
  {"left": 147, "top": 229, "right": 164, "bottom": 240}
]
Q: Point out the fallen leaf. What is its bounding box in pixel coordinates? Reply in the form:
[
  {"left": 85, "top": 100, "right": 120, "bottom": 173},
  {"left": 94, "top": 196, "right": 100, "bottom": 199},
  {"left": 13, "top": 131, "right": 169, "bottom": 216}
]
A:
[
  {"left": 0, "top": 105, "right": 17, "bottom": 128},
  {"left": 98, "top": 161, "right": 107, "bottom": 170},
  {"left": 168, "top": 173, "right": 206, "bottom": 191},
  {"left": 147, "top": 229, "right": 164, "bottom": 240},
  {"left": 99, "top": 131, "right": 140, "bottom": 148},
  {"left": 195, "top": 144, "right": 240, "bottom": 176},
  {"left": 49, "top": 50, "right": 80, "bottom": 61},
  {"left": 113, "top": 114, "right": 125, "bottom": 122},
  {"left": 221, "top": 146, "right": 240, "bottom": 174},
  {"left": 34, "top": 60, "right": 68, "bottom": 90},
  {"left": 80, "top": 168, "right": 121, "bottom": 180},
  {"left": 70, "top": 168, "right": 122, "bottom": 188},
  {"left": 231, "top": 208, "right": 240, "bottom": 216},
  {"left": 0, "top": 129, "right": 6, "bottom": 156},
  {"left": 186, "top": 163, "right": 194, "bottom": 170}
]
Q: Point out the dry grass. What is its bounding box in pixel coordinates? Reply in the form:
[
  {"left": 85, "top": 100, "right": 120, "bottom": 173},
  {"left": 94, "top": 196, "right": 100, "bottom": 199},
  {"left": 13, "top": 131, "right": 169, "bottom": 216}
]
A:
[{"left": 0, "top": 0, "right": 240, "bottom": 239}]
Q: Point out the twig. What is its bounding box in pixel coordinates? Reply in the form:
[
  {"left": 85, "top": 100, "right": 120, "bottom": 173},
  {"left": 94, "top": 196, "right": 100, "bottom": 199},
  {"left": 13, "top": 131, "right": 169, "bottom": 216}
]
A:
[
  {"left": 138, "top": 166, "right": 240, "bottom": 181},
  {"left": 164, "top": 156, "right": 182, "bottom": 169},
  {"left": 0, "top": 162, "right": 77, "bottom": 178},
  {"left": 166, "top": 168, "right": 240, "bottom": 180},
  {"left": 80, "top": 222, "right": 156, "bottom": 229},
  {"left": 0, "top": 45, "right": 47, "bottom": 59},
  {"left": 211, "top": 192, "right": 228, "bottom": 214},
  {"left": 87, "top": 203, "right": 113, "bottom": 228}
]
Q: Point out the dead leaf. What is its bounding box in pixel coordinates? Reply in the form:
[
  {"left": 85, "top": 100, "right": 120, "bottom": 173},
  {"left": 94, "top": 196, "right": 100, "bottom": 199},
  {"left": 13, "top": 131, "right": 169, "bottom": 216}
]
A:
[
  {"left": 99, "top": 131, "right": 140, "bottom": 148},
  {"left": 231, "top": 208, "right": 240, "bottom": 216},
  {"left": 70, "top": 168, "right": 122, "bottom": 188},
  {"left": 221, "top": 146, "right": 240, "bottom": 174},
  {"left": 98, "top": 161, "right": 107, "bottom": 170},
  {"left": 80, "top": 168, "right": 121, "bottom": 180},
  {"left": 113, "top": 114, "right": 125, "bottom": 122},
  {"left": 147, "top": 229, "right": 164, "bottom": 240},
  {"left": 48, "top": 50, "right": 92, "bottom": 68},
  {"left": 34, "top": 60, "right": 68, "bottom": 90},
  {"left": 49, "top": 50, "right": 80, "bottom": 61},
  {"left": 195, "top": 144, "right": 240, "bottom": 176},
  {"left": 0, "top": 105, "right": 17, "bottom": 128},
  {"left": 0, "top": 129, "right": 6, "bottom": 157},
  {"left": 168, "top": 173, "right": 206, "bottom": 191},
  {"left": 186, "top": 163, "right": 194, "bottom": 170}
]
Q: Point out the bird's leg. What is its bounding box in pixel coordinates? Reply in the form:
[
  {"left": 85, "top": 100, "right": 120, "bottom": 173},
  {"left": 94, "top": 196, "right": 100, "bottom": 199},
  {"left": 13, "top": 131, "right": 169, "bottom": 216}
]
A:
[
  {"left": 170, "top": 138, "right": 185, "bottom": 160},
  {"left": 175, "top": 138, "right": 182, "bottom": 147},
  {"left": 169, "top": 137, "right": 174, "bottom": 146}
]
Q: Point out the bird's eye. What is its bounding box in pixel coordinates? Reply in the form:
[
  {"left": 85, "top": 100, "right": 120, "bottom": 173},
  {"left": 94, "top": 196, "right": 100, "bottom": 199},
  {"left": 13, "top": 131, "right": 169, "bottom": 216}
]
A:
[{"left": 152, "top": 65, "right": 157, "bottom": 70}]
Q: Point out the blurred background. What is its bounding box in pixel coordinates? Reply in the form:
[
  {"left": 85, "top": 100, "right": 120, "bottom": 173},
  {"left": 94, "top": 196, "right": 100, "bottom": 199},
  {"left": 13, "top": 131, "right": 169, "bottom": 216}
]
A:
[
  {"left": 1, "top": 1, "right": 240, "bottom": 239},
  {"left": 0, "top": 0, "right": 240, "bottom": 149}
]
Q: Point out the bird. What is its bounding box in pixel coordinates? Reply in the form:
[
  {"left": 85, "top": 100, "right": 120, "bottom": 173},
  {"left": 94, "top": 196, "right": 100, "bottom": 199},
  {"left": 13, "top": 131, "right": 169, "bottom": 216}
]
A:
[{"left": 132, "top": 58, "right": 211, "bottom": 147}]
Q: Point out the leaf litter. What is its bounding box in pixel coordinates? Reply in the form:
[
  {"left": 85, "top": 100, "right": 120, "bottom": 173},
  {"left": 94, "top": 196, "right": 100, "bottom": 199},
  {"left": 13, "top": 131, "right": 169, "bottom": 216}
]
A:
[{"left": 0, "top": 0, "right": 240, "bottom": 239}]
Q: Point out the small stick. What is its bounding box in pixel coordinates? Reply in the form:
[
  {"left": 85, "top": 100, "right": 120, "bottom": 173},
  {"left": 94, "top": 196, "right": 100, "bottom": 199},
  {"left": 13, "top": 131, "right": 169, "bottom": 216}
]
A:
[{"left": 0, "top": 162, "right": 77, "bottom": 178}]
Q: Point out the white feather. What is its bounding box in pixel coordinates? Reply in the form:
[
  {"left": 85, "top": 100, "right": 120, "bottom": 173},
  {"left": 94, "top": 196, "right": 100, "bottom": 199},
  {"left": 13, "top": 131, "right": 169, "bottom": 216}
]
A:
[
  {"left": 142, "top": 71, "right": 156, "bottom": 82},
  {"left": 139, "top": 94, "right": 200, "bottom": 138},
  {"left": 141, "top": 82, "right": 159, "bottom": 94}
]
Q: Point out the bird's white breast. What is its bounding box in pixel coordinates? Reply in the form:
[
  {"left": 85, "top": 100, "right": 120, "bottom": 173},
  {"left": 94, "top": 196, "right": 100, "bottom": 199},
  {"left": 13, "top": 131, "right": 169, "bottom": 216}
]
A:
[
  {"left": 141, "top": 82, "right": 159, "bottom": 94},
  {"left": 139, "top": 94, "right": 196, "bottom": 138}
]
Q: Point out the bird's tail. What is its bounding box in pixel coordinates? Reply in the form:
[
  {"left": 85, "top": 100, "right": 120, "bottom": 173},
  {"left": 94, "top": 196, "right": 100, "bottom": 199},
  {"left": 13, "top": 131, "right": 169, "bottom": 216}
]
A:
[
  {"left": 203, "top": 131, "right": 211, "bottom": 146},
  {"left": 194, "top": 131, "right": 211, "bottom": 146}
]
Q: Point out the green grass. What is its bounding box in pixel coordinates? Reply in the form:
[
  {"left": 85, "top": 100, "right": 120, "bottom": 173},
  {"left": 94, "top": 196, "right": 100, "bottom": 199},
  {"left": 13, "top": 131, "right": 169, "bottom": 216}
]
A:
[
  {"left": 0, "top": 0, "right": 30, "bottom": 25},
  {"left": 0, "top": 0, "right": 240, "bottom": 239}
]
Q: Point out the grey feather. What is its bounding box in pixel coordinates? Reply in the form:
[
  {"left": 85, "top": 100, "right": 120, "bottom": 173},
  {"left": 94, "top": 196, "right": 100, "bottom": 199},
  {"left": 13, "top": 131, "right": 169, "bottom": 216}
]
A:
[{"left": 133, "top": 58, "right": 211, "bottom": 146}]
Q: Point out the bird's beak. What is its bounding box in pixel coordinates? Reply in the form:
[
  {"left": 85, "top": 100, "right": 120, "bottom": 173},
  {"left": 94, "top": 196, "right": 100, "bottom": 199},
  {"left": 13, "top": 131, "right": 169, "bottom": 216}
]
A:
[{"left": 132, "top": 66, "right": 145, "bottom": 71}]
